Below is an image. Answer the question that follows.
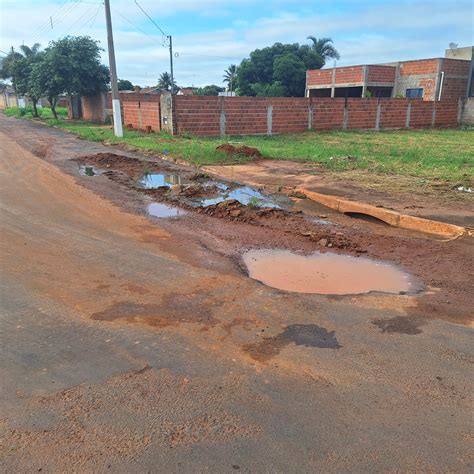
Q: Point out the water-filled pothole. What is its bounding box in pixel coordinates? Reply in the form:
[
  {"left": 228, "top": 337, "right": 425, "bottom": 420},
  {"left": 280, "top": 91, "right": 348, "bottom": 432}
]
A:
[
  {"left": 79, "top": 165, "right": 102, "bottom": 176},
  {"left": 138, "top": 173, "right": 185, "bottom": 189},
  {"left": 242, "top": 249, "right": 417, "bottom": 295},
  {"left": 147, "top": 203, "right": 187, "bottom": 218},
  {"left": 199, "top": 186, "right": 281, "bottom": 208}
]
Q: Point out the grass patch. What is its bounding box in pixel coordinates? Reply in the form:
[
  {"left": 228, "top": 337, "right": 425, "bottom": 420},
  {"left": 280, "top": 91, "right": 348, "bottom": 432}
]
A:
[
  {"left": 4, "top": 106, "right": 67, "bottom": 119},
  {"left": 3, "top": 110, "right": 473, "bottom": 184}
]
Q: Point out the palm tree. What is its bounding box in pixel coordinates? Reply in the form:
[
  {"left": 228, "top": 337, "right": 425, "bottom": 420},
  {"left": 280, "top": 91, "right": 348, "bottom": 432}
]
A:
[
  {"left": 157, "top": 72, "right": 177, "bottom": 93},
  {"left": 223, "top": 64, "right": 237, "bottom": 93},
  {"left": 0, "top": 43, "right": 41, "bottom": 79},
  {"left": 307, "top": 37, "right": 340, "bottom": 64}
]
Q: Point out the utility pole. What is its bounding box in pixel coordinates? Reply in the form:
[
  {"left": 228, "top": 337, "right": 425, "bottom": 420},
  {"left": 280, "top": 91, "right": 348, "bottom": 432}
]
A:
[
  {"left": 104, "top": 0, "right": 123, "bottom": 137},
  {"left": 168, "top": 35, "right": 174, "bottom": 94}
]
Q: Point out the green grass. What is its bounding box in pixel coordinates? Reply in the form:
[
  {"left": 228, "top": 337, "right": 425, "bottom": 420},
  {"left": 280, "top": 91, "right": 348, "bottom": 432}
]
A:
[
  {"left": 4, "top": 106, "right": 68, "bottom": 119},
  {"left": 3, "top": 110, "right": 473, "bottom": 183}
]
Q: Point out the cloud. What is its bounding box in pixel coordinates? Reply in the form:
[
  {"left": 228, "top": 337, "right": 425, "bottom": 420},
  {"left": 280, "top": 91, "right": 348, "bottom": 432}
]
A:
[{"left": 1, "top": 0, "right": 471, "bottom": 87}]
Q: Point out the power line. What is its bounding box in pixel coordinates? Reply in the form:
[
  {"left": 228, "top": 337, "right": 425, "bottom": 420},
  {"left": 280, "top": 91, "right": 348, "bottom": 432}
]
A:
[
  {"left": 134, "top": 0, "right": 167, "bottom": 36},
  {"left": 112, "top": 8, "right": 164, "bottom": 46}
]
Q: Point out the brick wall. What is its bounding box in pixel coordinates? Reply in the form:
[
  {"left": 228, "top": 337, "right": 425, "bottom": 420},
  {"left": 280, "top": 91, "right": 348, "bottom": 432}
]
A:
[
  {"left": 335, "top": 66, "right": 364, "bottom": 84},
  {"left": 168, "top": 96, "right": 459, "bottom": 136},
  {"left": 367, "top": 65, "right": 396, "bottom": 83},
  {"left": 81, "top": 93, "right": 106, "bottom": 122},
  {"left": 347, "top": 99, "right": 378, "bottom": 129},
  {"left": 312, "top": 98, "right": 346, "bottom": 130},
  {"left": 441, "top": 58, "right": 470, "bottom": 75},
  {"left": 122, "top": 93, "right": 161, "bottom": 132},
  {"left": 399, "top": 59, "right": 440, "bottom": 75},
  {"left": 306, "top": 69, "right": 333, "bottom": 87}
]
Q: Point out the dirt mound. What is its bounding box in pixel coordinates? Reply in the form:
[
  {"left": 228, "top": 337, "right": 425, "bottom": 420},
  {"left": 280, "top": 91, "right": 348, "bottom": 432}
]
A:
[
  {"left": 196, "top": 200, "right": 357, "bottom": 251},
  {"left": 216, "top": 144, "right": 262, "bottom": 158},
  {"left": 75, "top": 153, "right": 162, "bottom": 177}
]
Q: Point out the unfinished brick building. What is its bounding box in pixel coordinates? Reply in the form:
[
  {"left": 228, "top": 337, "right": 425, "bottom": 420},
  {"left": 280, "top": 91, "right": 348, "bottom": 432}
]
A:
[{"left": 306, "top": 55, "right": 473, "bottom": 101}]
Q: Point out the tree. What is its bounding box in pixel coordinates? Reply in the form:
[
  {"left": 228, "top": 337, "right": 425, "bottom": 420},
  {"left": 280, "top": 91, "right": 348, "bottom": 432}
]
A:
[
  {"left": 29, "top": 36, "right": 109, "bottom": 119},
  {"left": 223, "top": 64, "right": 237, "bottom": 92},
  {"left": 0, "top": 43, "right": 41, "bottom": 79},
  {"left": 273, "top": 54, "right": 307, "bottom": 96},
  {"left": 118, "top": 79, "right": 134, "bottom": 91},
  {"left": 11, "top": 53, "right": 44, "bottom": 117},
  {"left": 157, "top": 72, "right": 177, "bottom": 92},
  {"left": 307, "top": 36, "right": 340, "bottom": 64},
  {"left": 44, "top": 36, "right": 109, "bottom": 98},
  {"left": 235, "top": 42, "right": 324, "bottom": 97},
  {"left": 196, "top": 85, "right": 225, "bottom": 96}
]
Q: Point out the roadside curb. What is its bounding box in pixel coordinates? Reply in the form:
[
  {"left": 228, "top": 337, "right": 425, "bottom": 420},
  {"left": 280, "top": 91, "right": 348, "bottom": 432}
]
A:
[{"left": 295, "top": 188, "right": 468, "bottom": 240}]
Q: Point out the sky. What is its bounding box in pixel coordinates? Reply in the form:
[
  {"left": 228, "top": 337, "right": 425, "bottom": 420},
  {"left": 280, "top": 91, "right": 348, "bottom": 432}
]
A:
[{"left": 1, "top": 0, "right": 473, "bottom": 87}]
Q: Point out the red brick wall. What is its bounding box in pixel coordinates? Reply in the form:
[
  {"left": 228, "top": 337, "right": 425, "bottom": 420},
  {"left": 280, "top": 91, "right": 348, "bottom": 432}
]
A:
[
  {"left": 174, "top": 96, "right": 221, "bottom": 136},
  {"left": 379, "top": 99, "right": 410, "bottom": 129},
  {"left": 367, "top": 65, "right": 396, "bottom": 83},
  {"left": 410, "top": 101, "right": 434, "bottom": 128},
  {"left": 399, "top": 59, "right": 440, "bottom": 75},
  {"left": 434, "top": 100, "right": 459, "bottom": 128},
  {"left": 440, "top": 77, "right": 469, "bottom": 100},
  {"left": 312, "top": 98, "right": 346, "bottom": 130},
  {"left": 335, "top": 66, "right": 364, "bottom": 84},
  {"left": 307, "top": 69, "right": 333, "bottom": 87},
  {"left": 271, "top": 98, "right": 310, "bottom": 133},
  {"left": 347, "top": 99, "right": 378, "bottom": 129},
  {"left": 122, "top": 93, "right": 161, "bottom": 132},
  {"left": 225, "top": 97, "right": 268, "bottom": 135},
  {"left": 441, "top": 58, "right": 470, "bottom": 75},
  {"left": 121, "top": 96, "right": 459, "bottom": 136}
]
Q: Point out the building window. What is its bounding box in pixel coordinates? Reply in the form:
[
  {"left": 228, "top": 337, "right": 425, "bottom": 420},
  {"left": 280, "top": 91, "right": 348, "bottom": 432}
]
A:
[{"left": 406, "top": 88, "right": 423, "bottom": 99}]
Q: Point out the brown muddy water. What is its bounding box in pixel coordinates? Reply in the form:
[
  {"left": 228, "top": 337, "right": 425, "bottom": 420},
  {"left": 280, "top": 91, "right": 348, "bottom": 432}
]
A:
[
  {"left": 243, "top": 249, "right": 416, "bottom": 295},
  {"left": 147, "top": 203, "right": 187, "bottom": 218}
]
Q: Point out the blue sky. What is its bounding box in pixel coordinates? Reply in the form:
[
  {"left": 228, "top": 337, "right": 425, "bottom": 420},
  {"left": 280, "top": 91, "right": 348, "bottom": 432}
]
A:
[{"left": 1, "top": 0, "right": 472, "bottom": 87}]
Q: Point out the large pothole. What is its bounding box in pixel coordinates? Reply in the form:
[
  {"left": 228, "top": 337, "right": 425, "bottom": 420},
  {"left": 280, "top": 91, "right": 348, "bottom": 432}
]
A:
[{"left": 242, "top": 249, "right": 418, "bottom": 295}]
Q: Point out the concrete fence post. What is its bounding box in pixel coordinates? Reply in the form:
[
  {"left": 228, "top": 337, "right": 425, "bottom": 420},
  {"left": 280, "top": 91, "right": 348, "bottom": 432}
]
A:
[
  {"left": 308, "top": 102, "right": 314, "bottom": 130},
  {"left": 267, "top": 104, "right": 273, "bottom": 135},
  {"left": 342, "top": 99, "right": 349, "bottom": 130},
  {"left": 375, "top": 102, "right": 382, "bottom": 131},
  {"left": 138, "top": 96, "right": 142, "bottom": 131},
  {"left": 405, "top": 102, "right": 411, "bottom": 129},
  {"left": 431, "top": 102, "right": 436, "bottom": 127},
  {"left": 457, "top": 97, "right": 464, "bottom": 125},
  {"left": 219, "top": 96, "right": 226, "bottom": 137}
]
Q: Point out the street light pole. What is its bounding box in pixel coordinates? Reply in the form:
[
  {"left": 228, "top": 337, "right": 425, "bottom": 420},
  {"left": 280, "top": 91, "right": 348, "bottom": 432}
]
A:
[
  {"left": 168, "top": 35, "right": 174, "bottom": 94},
  {"left": 104, "top": 0, "right": 123, "bottom": 137}
]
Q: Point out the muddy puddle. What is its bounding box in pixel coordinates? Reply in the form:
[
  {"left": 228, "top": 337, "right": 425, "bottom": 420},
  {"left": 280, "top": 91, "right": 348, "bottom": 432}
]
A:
[
  {"left": 138, "top": 173, "right": 186, "bottom": 189},
  {"left": 242, "top": 249, "right": 416, "bottom": 295},
  {"left": 147, "top": 202, "right": 187, "bottom": 218},
  {"left": 199, "top": 186, "right": 282, "bottom": 208},
  {"left": 79, "top": 165, "right": 102, "bottom": 176}
]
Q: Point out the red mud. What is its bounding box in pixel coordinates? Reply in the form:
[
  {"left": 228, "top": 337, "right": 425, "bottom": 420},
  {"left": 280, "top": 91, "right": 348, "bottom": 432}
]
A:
[
  {"left": 75, "top": 153, "right": 474, "bottom": 325},
  {"left": 216, "top": 144, "right": 262, "bottom": 158}
]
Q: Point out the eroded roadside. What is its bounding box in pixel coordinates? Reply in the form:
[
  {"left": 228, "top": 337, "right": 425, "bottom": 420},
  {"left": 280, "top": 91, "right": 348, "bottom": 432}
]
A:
[{"left": 70, "top": 150, "right": 473, "bottom": 325}]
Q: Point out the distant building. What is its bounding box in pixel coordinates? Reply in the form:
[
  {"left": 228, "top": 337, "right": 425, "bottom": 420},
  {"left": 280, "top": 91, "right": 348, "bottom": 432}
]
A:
[
  {"left": 0, "top": 84, "right": 18, "bottom": 108},
  {"left": 306, "top": 46, "right": 473, "bottom": 101}
]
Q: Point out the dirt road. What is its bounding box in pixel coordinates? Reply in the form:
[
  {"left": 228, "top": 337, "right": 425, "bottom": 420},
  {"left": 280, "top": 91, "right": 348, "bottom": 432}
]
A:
[{"left": 0, "top": 115, "right": 472, "bottom": 472}]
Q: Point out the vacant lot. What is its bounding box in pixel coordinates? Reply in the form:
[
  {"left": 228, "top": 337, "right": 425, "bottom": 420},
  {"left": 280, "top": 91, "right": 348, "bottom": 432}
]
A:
[{"left": 57, "top": 121, "right": 473, "bottom": 183}]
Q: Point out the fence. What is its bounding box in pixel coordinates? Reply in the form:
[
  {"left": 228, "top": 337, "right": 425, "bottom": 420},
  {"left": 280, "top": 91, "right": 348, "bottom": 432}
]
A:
[{"left": 79, "top": 92, "right": 462, "bottom": 136}]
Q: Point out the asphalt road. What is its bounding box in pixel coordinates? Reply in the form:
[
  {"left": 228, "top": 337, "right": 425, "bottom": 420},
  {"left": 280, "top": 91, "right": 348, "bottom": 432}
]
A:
[{"left": 0, "top": 115, "right": 472, "bottom": 472}]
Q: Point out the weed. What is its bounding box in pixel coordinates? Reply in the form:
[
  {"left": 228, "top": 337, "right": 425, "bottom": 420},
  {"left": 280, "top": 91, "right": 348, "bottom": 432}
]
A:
[{"left": 247, "top": 196, "right": 262, "bottom": 208}]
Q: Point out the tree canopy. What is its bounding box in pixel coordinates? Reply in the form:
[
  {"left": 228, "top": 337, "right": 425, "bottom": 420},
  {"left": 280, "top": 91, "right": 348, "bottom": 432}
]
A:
[
  {"left": 235, "top": 42, "right": 325, "bottom": 97},
  {"left": 118, "top": 79, "right": 134, "bottom": 91},
  {"left": 307, "top": 37, "right": 340, "bottom": 64},
  {"left": 157, "top": 72, "right": 177, "bottom": 92},
  {"left": 0, "top": 43, "right": 41, "bottom": 79},
  {"left": 195, "top": 84, "right": 225, "bottom": 96},
  {"left": 8, "top": 36, "right": 109, "bottom": 119}
]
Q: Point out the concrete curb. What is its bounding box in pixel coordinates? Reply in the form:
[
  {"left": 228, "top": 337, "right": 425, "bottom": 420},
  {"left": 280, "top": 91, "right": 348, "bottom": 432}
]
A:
[{"left": 295, "top": 188, "right": 468, "bottom": 240}]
